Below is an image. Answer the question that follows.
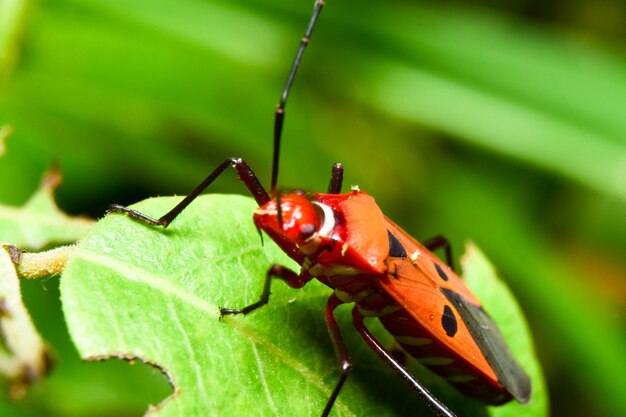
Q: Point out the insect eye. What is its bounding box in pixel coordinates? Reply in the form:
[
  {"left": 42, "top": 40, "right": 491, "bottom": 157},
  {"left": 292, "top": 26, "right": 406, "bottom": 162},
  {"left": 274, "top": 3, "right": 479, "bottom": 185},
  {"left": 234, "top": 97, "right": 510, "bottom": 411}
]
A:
[{"left": 299, "top": 223, "right": 316, "bottom": 241}]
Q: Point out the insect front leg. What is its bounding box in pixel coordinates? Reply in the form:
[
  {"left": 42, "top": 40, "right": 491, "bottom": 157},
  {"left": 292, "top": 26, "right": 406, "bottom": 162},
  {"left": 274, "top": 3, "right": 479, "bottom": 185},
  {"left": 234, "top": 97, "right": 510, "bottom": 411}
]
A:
[
  {"left": 352, "top": 309, "right": 457, "bottom": 417},
  {"left": 321, "top": 294, "right": 352, "bottom": 417},
  {"left": 107, "top": 157, "right": 269, "bottom": 228},
  {"left": 219, "top": 264, "right": 311, "bottom": 317},
  {"left": 423, "top": 235, "right": 455, "bottom": 272}
]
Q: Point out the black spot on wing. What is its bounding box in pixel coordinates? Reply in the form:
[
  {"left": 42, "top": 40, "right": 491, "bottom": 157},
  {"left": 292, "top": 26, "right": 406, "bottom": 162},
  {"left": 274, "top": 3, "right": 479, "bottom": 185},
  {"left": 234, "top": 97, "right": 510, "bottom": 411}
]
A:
[
  {"left": 387, "top": 230, "right": 407, "bottom": 258},
  {"left": 440, "top": 288, "right": 532, "bottom": 404},
  {"left": 434, "top": 262, "right": 449, "bottom": 281},
  {"left": 441, "top": 305, "right": 458, "bottom": 337}
]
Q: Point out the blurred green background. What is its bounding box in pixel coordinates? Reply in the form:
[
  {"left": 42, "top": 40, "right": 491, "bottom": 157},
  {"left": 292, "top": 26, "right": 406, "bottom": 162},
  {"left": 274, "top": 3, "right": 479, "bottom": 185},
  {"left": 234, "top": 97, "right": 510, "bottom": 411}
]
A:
[{"left": 1, "top": 0, "right": 625, "bottom": 416}]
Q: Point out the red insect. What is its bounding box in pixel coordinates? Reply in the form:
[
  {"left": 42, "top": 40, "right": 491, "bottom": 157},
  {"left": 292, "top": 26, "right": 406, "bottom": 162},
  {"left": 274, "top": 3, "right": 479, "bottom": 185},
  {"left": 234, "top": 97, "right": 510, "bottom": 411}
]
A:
[{"left": 109, "top": 1, "right": 531, "bottom": 416}]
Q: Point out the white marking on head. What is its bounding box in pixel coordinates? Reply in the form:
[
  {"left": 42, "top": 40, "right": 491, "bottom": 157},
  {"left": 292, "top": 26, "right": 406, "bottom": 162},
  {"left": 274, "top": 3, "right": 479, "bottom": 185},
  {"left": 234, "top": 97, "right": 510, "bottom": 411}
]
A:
[
  {"left": 311, "top": 202, "right": 335, "bottom": 238},
  {"left": 350, "top": 184, "right": 360, "bottom": 191}
]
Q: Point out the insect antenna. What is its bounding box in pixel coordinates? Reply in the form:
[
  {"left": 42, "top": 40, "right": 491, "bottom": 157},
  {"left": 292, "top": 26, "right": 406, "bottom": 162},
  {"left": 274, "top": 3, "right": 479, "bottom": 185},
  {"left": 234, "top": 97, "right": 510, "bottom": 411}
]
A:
[
  {"left": 275, "top": 188, "right": 284, "bottom": 230},
  {"left": 327, "top": 163, "right": 344, "bottom": 194},
  {"left": 271, "top": 0, "right": 325, "bottom": 192}
]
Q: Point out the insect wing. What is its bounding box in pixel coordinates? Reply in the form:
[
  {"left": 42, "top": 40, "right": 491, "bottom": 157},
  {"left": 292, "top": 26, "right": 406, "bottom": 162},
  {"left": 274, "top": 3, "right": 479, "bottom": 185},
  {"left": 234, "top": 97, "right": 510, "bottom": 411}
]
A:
[{"left": 379, "top": 218, "right": 531, "bottom": 404}]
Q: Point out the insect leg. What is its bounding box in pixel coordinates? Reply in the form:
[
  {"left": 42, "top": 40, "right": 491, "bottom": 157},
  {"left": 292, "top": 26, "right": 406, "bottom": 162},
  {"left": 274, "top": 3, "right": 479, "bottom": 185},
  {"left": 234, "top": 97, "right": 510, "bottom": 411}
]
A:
[
  {"left": 271, "top": 0, "right": 325, "bottom": 191},
  {"left": 389, "top": 342, "right": 408, "bottom": 366},
  {"left": 327, "top": 163, "right": 344, "bottom": 194},
  {"left": 107, "top": 157, "right": 269, "bottom": 228},
  {"left": 352, "top": 308, "right": 457, "bottom": 417},
  {"left": 321, "top": 294, "right": 352, "bottom": 417},
  {"left": 219, "top": 264, "right": 311, "bottom": 317},
  {"left": 423, "top": 235, "right": 455, "bottom": 272}
]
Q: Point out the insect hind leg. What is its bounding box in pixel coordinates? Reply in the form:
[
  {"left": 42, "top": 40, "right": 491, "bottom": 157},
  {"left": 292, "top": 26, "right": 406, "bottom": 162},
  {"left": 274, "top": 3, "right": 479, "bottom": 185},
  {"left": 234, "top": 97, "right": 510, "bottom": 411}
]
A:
[
  {"left": 352, "top": 308, "right": 457, "bottom": 417},
  {"left": 321, "top": 294, "right": 353, "bottom": 417},
  {"left": 423, "top": 235, "right": 455, "bottom": 272}
]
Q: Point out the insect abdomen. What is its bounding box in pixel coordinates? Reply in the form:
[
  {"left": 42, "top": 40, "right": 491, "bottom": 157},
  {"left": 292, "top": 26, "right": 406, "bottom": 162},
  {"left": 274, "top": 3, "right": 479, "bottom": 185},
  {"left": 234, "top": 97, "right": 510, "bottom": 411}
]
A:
[{"left": 379, "top": 308, "right": 511, "bottom": 405}]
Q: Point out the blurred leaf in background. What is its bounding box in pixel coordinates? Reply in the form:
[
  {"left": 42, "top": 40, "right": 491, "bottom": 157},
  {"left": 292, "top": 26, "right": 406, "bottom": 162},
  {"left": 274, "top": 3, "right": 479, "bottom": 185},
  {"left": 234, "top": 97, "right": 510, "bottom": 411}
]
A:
[
  {"left": 0, "top": 0, "right": 625, "bottom": 416},
  {"left": 0, "top": 0, "right": 30, "bottom": 89}
]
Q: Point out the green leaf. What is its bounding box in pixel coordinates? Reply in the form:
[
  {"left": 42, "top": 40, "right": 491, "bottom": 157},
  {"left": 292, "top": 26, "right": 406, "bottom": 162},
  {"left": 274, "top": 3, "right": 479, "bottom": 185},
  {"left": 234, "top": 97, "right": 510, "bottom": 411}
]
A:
[
  {"left": 0, "top": 245, "right": 51, "bottom": 395},
  {"left": 0, "top": 168, "right": 93, "bottom": 250},
  {"left": 0, "top": 126, "right": 9, "bottom": 156},
  {"left": 61, "top": 194, "right": 544, "bottom": 416},
  {"left": 0, "top": 0, "right": 31, "bottom": 90},
  {"left": 461, "top": 243, "right": 548, "bottom": 417}
]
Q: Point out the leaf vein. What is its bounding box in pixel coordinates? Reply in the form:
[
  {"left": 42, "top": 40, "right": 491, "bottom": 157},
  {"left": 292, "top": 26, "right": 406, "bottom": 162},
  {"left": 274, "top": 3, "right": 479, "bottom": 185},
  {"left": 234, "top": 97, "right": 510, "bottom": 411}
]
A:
[
  {"left": 224, "top": 317, "right": 356, "bottom": 417},
  {"left": 74, "top": 248, "right": 355, "bottom": 416},
  {"left": 168, "top": 301, "right": 210, "bottom": 407},
  {"left": 76, "top": 249, "right": 218, "bottom": 315},
  {"left": 250, "top": 342, "right": 278, "bottom": 415}
]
